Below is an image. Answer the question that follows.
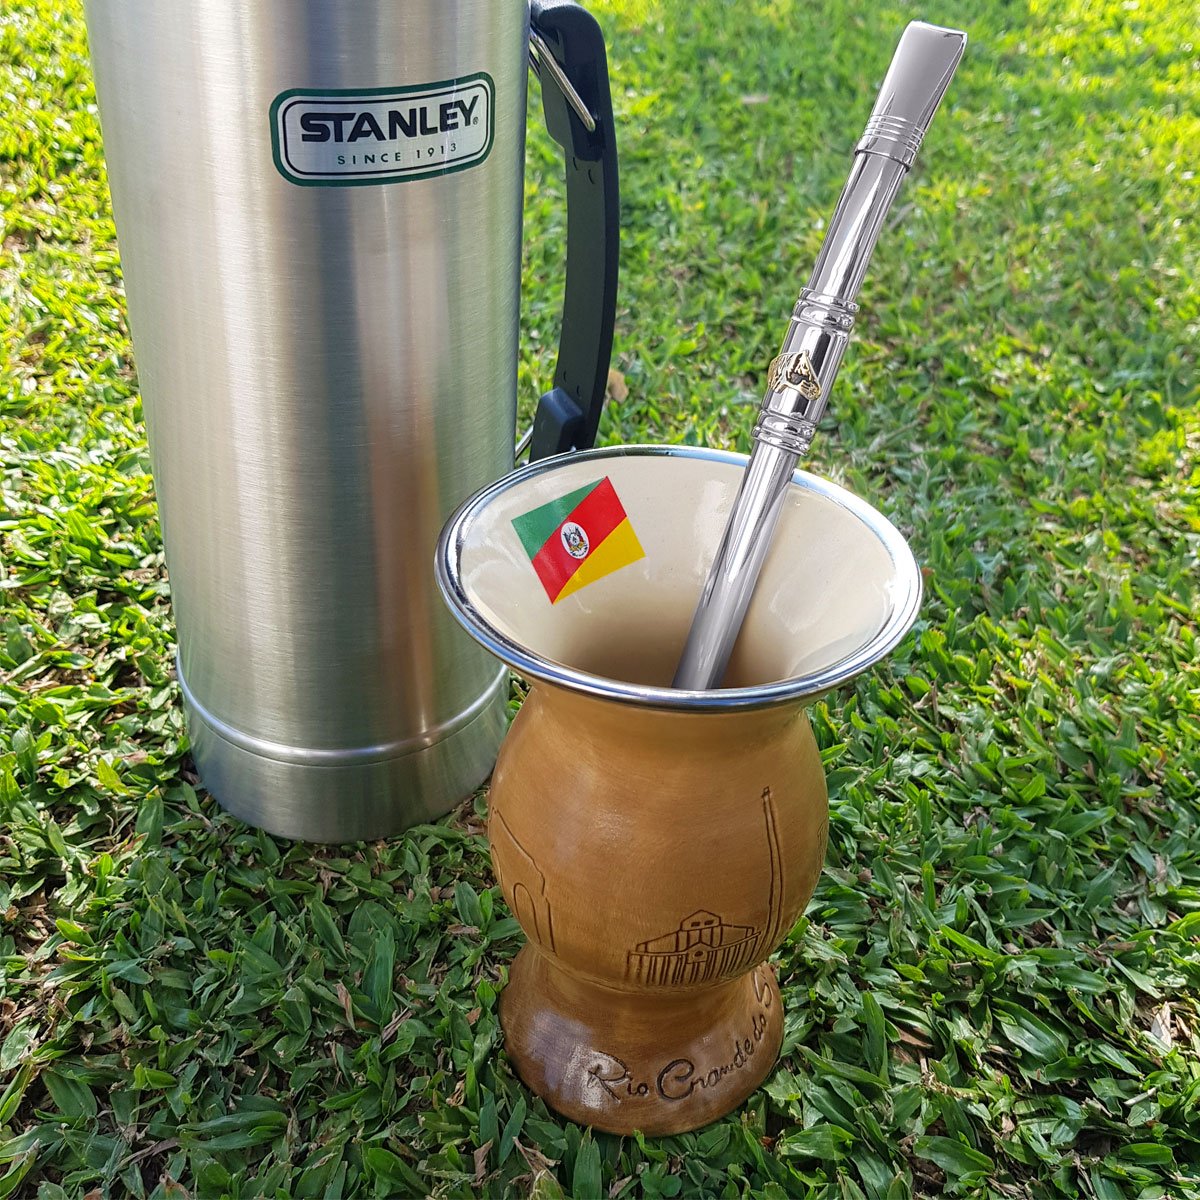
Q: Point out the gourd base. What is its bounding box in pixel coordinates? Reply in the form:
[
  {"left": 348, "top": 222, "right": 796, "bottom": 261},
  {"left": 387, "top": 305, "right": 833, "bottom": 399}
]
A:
[{"left": 500, "top": 946, "right": 783, "bottom": 1136}]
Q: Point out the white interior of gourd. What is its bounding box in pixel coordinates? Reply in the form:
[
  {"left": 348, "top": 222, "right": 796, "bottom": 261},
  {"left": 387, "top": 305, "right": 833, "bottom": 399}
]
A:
[{"left": 456, "top": 455, "right": 908, "bottom": 690}]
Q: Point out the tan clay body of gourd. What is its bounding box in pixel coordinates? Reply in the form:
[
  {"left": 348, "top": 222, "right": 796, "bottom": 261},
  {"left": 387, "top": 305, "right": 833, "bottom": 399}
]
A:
[
  {"left": 489, "top": 684, "right": 828, "bottom": 1135},
  {"left": 436, "top": 447, "right": 922, "bottom": 1136}
]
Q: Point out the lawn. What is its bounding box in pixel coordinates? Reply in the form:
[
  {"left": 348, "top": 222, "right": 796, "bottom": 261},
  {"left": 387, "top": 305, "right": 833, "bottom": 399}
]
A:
[{"left": 1, "top": 0, "right": 1198, "bottom": 1196}]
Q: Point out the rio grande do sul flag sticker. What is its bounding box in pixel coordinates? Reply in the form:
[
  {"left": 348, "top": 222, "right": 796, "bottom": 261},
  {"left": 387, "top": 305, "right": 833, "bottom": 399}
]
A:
[{"left": 511, "top": 476, "right": 645, "bottom": 603}]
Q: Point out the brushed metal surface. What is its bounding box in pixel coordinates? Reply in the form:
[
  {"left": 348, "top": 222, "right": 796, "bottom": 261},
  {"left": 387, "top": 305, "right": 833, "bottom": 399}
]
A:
[{"left": 85, "top": 0, "right": 529, "bottom": 838}]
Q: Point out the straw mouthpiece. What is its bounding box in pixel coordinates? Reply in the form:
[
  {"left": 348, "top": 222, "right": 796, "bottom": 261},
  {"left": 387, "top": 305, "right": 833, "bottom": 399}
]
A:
[{"left": 855, "top": 21, "right": 967, "bottom": 168}]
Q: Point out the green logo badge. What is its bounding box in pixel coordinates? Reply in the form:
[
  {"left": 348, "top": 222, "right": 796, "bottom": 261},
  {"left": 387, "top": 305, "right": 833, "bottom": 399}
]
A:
[{"left": 270, "top": 74, "right": 494, "bottom": 187}]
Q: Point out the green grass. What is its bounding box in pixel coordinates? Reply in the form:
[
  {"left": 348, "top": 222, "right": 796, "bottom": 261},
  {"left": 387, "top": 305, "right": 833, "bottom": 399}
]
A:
[{"left": 2, "top": 0, "right": 1198, "bottom": 1195}]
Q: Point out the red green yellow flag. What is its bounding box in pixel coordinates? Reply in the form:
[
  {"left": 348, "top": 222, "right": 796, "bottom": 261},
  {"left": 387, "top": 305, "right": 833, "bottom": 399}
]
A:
[{"left": 511, "top": 476, "right": 645, "bottom": 603}]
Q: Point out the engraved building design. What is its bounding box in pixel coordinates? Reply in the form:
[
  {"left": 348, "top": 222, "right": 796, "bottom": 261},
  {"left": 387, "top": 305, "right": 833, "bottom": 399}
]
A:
[
  {"left": 627, "top": 787, "right": 785, "bottom": 986},
  {"left": 628, "top": 910, "right": 760, "bottom": 985}
]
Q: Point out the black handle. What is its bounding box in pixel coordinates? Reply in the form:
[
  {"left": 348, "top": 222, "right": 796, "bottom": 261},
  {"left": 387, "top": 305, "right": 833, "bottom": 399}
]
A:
[{"left": 528, "top": 0, "right": 620, "bottom": 461}]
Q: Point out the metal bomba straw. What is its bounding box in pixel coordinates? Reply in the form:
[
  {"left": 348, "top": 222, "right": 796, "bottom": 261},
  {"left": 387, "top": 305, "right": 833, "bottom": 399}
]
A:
[{"left": 673, "top": 21, "right": 967, "bottom": 691}]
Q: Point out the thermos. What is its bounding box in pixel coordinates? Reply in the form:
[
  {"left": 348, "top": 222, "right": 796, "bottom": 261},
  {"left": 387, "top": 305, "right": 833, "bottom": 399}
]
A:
[{"left": 84, "top": 0, "right": 618, "bottom": 841}]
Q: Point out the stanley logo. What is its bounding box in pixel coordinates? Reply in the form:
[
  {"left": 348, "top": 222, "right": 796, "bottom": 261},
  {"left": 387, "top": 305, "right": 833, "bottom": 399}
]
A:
[
  {"left": 271, "top": 74, "right": 494, "bottom": 187},
  {"left": 297, "top": 96, "right": 480, "bottom": 143}
]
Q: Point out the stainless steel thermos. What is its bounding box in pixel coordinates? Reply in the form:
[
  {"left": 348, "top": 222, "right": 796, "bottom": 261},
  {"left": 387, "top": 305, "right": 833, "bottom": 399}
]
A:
[{"left": 84, "top": 0, "right": 618, "bottom": 840}]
